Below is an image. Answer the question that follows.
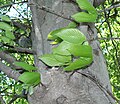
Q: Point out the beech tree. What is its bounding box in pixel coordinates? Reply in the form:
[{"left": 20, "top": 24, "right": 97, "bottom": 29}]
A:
[{"left": 0, "top": 0, "right": 120, "bottom": 104}]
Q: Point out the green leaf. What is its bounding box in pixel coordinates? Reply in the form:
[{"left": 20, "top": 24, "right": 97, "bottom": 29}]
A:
[
  {"left": 18, "top": 72, "right": 41, "bottom": 86},
  {"left": 53, "top": 41, "right": 92, "bottom": 57},
  {"left": 0, "top": 15, "right": 11, "bottom": 22},
  {"left": 54, "top": 54, "right": 71, "bottom": 64},
  {"left": 0, "top": 22, "right": 12, "bottom": 31},
  {"left": 71, "top": 0, "right": 97, "bottom": 23},
  {"left": 50, "top": 38, "right": 62, "bottom": 45},
  {"left": 39, "top": 54, "right": 65, "bottom": 66},
  {"left": 55, "top": 28, "right": 86, "bottom": 44},
  {"left": 1, "top": 36, "right": 11, "bottom": 43},
  {"left": 72, "top": 12, "right": 97, "bottom": 22},
  {"left": 6, "top": 31, "right": 15, "bottom": 39},
  {"left": 52, "top": 41, "right": 71, "bottom": 55},
  {"left": 67, "top": 22, "right": 78, "bottom": 28},
  {"left": 14, "top": 62, "right": 37, "bottom": 71},
  {"left": 47, "top": 28, "right": 65, "bottom": 40},
  {"left": 76, "top": 0, "right": 97, "bottom": 13},
  {"left": 68, "top": 45, "right": 93, "bottom": 57},
  {"left": 64, "top": 57, "right": 93, "bottom": 71},
  {"left": 48, "top": 28, "right": 63, "bottom": 44}
]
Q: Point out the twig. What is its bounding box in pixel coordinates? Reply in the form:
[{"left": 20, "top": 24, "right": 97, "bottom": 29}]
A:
[
  {"left": 38, "top": 6, "right": 75, "bottom": 22},
  {"left": 90, "top": 37, "right": 120, "bottom": 41},
  {"left": 12, "top": 6, "right": 26, "bottom": 19},
  {"left": 99, "top": 3, "right": 120, "bottom": 13},
  {"left": 0, "top": 1, "right": 28, "bottom": 8},
  {"left": 0, "top": 88, "right": 8, "bottom": 93},
  {"left": 29, "top": 3, "right": 79, "bottom": 24}
]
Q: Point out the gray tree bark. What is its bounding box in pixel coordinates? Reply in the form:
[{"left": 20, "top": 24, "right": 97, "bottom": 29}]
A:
[{"left": 28, "top": 0, "right": 115, "bottom": 104}]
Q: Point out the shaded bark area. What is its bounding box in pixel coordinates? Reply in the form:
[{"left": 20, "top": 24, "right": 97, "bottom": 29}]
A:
[{"left": 28, "top": 0, "right": 115, "bottom": 104}]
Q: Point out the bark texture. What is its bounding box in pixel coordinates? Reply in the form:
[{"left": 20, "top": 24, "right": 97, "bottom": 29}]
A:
[{"left": 28, "top": 0, "right": 115, "bottom": 104}]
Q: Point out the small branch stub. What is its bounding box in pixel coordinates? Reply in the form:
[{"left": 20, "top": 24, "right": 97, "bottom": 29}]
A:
[{"left": 94, "top": 0, "right": 106, "bottom": 7}]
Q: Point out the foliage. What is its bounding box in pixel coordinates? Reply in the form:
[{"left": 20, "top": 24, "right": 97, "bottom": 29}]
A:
[
  {"left": 0, "top": 72, "right": 28, "bottom": 104},
  {"left": 40, "top": 0, "right": 96, "bottom": 71},
  {"left": 0, "top": 0, "right": 32, "bottom": 103},
  {"left": 96, "top": 0, "right": 120, "bottom": 100},
  {"left": 72, "top": 0, "right": 97, "bottom": 22},
  {"left": 40, "top": 29, "right": 93, "bottom": 71},
  {"left": 14, "top": 62, "right": 37, "bottom": 71},
  {"left": 0, "top": 12, "right": 40, "bottom": 104}
]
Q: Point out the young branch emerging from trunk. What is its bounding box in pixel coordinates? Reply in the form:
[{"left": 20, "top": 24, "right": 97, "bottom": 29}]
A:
[
  {"left": 28, "top": 3, "right": 79, "bottom": 24},
  {"left": 0, "top": 51, "right": 21, "bottom": 70},
  {"left": 0, "top": 62, "right": 20, "bottom": 81}
]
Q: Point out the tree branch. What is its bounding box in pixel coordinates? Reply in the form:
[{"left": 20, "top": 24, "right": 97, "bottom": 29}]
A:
[
  {"left": 6, "top": 47, "right": 35, "bottom": 54},
  {"left": 0, "top": 62, "right": 20, "bottom": 81},
  {"left": 0, "top": 51, "right": 21, "bottom": 70},
  {"left": 12, "top": 20, "right": 30, "bottom": 31},
  {"left": 2, "top": 43, "right": 35, "bottom": 54},
  {"left": 90, "top": 37, "right": 120, "bottom": 41}
]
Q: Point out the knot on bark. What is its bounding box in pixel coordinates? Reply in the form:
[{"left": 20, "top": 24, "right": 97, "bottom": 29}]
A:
[{"left": 56, "top": 95, "right": 67, "bottom": 104}]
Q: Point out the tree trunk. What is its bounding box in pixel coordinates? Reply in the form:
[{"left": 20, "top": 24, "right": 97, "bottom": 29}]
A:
[{"left": 28, "top": 0, "right": 115, "bottom": 103}]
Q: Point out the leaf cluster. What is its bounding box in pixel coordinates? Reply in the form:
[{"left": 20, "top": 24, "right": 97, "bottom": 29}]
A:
[{"left": 39, "top": 0, "right": 97, "bottom": 71}]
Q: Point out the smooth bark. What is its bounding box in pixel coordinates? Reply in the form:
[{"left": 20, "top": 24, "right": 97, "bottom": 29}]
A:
[{"left": 28, "top": 0, "right": 115, "bottom": 103}]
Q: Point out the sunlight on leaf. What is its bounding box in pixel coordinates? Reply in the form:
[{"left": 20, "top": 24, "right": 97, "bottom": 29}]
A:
[
  {"left": 14, "top": 62, "right": 37, "bottom": 71},
  {"left": 67, "top": 22, "right": 77, "bottom": 28},
  {"left": 0, "top": 15, "right": 11, "bottom": 22},
  {"left": 6, "top": 31, "right": 15, "bottom": 39},
  {"left": 0, "top": 22, "right": 12, "bottom": 31},
  {"left": 55, "top": 28, "right": 86, "bottom": 44},
  {"left": 18, "top": 72, "right": 41, "bottom": 86},
  {"left": 64, "top": 57, "right": 93, "bottom": 71},
  {"left": 39, "top": 54, "right": 66, "bottom": 66},
  {"left": 1, "top": 36, "right": 11, "bottom": 43}
]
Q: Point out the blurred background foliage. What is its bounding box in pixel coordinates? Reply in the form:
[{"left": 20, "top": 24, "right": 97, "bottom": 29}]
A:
[
  {"left": 96, "top": 0, "right": 120, "bottom": 100},
  {"left": 0, "top": 0, "right": 31, "bottom": 103},
  {"left": 0, "top": 0, "right": 120, "bottom": 103}
]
